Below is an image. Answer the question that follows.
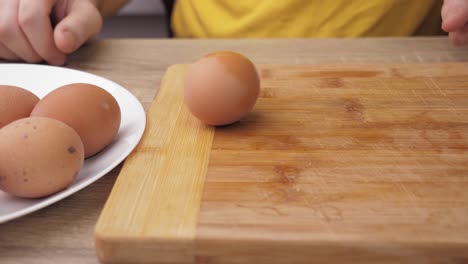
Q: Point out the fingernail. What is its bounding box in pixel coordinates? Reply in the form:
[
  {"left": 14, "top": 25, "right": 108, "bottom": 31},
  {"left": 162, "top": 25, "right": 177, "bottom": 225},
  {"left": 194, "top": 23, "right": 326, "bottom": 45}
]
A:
[{"left": 62, "top": 30, "right": 78, "bottom": 52}]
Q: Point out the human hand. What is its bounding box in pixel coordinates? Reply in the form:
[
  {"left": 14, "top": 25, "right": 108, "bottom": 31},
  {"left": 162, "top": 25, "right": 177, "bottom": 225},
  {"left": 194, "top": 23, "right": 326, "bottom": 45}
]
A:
[
  {"left": 0, "top": 0, "right": 102, "bottom": 65},
  {"left": 442, "top": 0, "right": 468, "bottom": 46}
]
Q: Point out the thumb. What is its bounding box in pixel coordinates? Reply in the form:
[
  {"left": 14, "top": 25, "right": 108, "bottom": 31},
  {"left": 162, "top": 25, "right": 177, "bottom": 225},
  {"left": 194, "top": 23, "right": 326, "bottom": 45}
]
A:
[
  {"left": 442, "top": 0, "right": 468, "bottom": 32},
  {"left": 54, "top": 0, "right": 102, "bottom": 54}
]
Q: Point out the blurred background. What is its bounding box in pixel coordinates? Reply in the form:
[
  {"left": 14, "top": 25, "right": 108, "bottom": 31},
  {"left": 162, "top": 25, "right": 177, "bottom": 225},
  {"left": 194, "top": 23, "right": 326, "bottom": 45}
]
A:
[{"left": 99, "top": 0, "right": 169, "bottom": 38}]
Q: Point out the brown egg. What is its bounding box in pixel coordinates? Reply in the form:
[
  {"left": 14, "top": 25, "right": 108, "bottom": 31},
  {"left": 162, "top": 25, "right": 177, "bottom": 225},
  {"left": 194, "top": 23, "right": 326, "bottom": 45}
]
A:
[
  {"left": 31, "top": 83, "right": 121, "bottom": 158},
  {"left": 184, "top": 51, "right": 260, "bottom": 126},
  {"left": 0, "top": 85, "right": 39, "bottom": 128},
  {"left": 0, "top": 117, "right": 84, "bottom": 198}
]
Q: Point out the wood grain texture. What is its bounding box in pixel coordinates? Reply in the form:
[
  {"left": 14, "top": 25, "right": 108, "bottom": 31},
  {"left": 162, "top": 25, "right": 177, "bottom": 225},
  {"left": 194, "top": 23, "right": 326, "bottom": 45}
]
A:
[
  {"left": 95, "top": 65, "right": 214, "bottom": 263},
  {"left": 196, "top": 63, "right": 468, "bottom": 263},
  {"left": 2, "top": 37, "right": 468, "bottom": 264}
]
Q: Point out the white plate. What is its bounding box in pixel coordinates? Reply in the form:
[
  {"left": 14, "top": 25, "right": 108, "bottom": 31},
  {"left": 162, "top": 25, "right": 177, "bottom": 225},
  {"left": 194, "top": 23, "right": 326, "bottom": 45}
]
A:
[{"left": 0, "top": 63, "right": 146, "bottom": 223}]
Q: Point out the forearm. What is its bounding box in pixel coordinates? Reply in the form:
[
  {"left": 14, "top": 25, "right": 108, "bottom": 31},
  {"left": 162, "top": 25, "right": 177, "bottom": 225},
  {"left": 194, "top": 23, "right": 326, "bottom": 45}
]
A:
[{"left": 92, "top": 0, "right": 129, "bottom": 17}]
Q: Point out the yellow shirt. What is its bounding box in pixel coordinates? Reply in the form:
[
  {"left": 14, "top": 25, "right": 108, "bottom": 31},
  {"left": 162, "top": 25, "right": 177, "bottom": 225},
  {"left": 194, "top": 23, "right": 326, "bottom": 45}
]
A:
[{"left": 172, "top": 0, "right": 443, "bottom": 38}]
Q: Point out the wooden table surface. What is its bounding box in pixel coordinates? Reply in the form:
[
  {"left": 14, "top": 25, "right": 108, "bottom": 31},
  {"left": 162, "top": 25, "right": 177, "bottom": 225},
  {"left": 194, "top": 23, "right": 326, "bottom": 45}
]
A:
[{"left": 1, "top": 37, "right": 468, "bottom": 264}]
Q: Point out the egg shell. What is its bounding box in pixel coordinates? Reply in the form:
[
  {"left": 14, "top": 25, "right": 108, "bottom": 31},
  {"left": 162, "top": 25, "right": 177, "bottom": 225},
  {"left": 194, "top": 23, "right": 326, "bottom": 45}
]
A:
[
  {"left": 31, "top": 83, "right": 121, "bottom": 158},
  {"left": 184, "top": 51, "right": 260, "bottom": 126},
  {"left": 0, "top": 117, "right": 84, "bottom": 198},
  {"left": 0, "top": 85, "right": 39, "bottom": 128}
]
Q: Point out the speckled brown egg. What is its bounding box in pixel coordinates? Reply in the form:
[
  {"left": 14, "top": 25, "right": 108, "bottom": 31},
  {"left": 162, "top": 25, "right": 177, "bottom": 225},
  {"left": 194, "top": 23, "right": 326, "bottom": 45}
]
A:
[
  {"left": 184, "top": 51, "right": 260, "bottom": 126},
  {"left": 0, "top": 85, "right": 39, "bottom": 128},
  {"left": 0, "top": 117, "right": 84, "bottom": 198},
  {"left": 31, "top": 83, "right": 121, "bottom": 158}
]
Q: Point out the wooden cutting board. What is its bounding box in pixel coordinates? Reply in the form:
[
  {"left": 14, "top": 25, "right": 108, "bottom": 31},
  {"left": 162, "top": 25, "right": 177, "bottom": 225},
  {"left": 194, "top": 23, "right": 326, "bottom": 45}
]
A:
[{"left": 95, "top": 63, "right": 468, "bottom": 264}]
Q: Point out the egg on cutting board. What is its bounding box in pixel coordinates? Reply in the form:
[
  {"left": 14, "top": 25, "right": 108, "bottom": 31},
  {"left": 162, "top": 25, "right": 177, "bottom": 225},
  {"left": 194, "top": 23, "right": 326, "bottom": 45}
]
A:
[
  {"left": 0, "top": 85, "right": 40, "bottom": 128},
  {"left": 31, "top": 83, "right": 121, "bottom": 158},
  {"left": 184, "top": 51, "right": 260, "bottom": 126},
  {"left": 0, "top": 117, "right": 84, "bottom": 198}
]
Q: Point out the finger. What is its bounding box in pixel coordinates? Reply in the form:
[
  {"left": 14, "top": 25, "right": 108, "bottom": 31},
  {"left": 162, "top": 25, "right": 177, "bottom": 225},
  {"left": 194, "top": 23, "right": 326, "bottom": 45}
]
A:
[
  {"left": 54, "top": 0, "right": 103, "bottom": 53},
  {"left": 18, "top": 0, "right": 66, "bottom": 65},
  {"left": 0, "top": 0, "right": 42, "bottom": 63},
  {"left": 449, "top": 25, "right": 468, "bottom": 46},
  {"left": 442, "top": 0, "right": 468, "bottom": 32},
  {"left": 0, "top": 43, "right": 19, "bottom": 61}
]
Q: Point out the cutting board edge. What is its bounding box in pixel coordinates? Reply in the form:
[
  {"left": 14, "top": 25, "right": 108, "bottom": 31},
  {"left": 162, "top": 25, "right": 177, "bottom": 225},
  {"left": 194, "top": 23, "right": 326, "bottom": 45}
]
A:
[
  {"left": 95, "top": 232, "right": 196, "bottom": 264},
  {"left": 94, "top": 64, "right": 214, "bottom": 264},
  {"left": 194, "top": 234, "right": 468, "bottom": 263}
]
